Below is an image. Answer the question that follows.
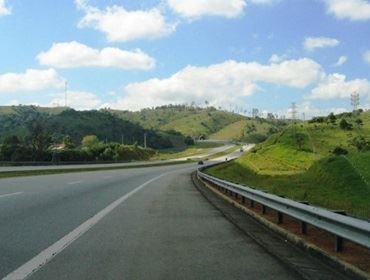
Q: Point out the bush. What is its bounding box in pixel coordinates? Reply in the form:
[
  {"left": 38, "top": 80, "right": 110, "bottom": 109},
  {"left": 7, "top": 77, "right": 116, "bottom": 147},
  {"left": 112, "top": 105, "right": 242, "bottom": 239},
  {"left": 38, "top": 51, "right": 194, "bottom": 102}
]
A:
[
  {"left": 332, "top": 147, "right": 348, "bottom": 156},
  {"left": 350, "top": 136, "right": 370, "bottom": 152},
  {"left": 339, "top": 119, "right": 353, "bottom": 130}
]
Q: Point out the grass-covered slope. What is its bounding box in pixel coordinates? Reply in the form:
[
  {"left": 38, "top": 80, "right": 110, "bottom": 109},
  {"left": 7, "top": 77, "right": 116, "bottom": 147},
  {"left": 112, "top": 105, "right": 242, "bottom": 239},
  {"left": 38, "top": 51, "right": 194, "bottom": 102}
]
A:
[
  {"left": 112, "top": 105, "right": 245, "bottom": 138},
  {"left": 207, "top": 110, "right": 370, "bottom": 218}
]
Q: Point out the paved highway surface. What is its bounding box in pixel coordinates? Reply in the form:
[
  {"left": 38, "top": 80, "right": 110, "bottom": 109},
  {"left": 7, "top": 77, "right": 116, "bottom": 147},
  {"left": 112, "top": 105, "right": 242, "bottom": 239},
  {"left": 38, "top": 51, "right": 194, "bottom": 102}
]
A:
[
  {"left": 0, "top": 149, "right": 332, "bottom": 280},
  {"left": 0, "top": 145, "right": 234, "bottom": 173}
]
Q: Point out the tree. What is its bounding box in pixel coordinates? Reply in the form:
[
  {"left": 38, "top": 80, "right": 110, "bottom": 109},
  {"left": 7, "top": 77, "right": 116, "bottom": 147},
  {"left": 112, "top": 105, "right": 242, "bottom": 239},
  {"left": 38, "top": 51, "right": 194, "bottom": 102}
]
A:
[
  {"left": 63, "top": 135, "right": 75, "bottom": 149},
  {"left": 295, "top": 132, "right": 306, "bottom": 150},
  {"left": 81, "top": 135, "right": 100, "bottom": 147},
  {"left": 339, "top": 119, "right": 352, "bottom": 130},
  {"left": 328, "top": 112, "right": 336, "bottom": 124}
]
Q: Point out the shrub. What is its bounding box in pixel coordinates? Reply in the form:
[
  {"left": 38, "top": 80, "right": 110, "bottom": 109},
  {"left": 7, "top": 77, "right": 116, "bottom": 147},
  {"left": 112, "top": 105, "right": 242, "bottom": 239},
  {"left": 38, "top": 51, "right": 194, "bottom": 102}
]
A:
[{"left": 332, "top": 147, "right": 348, "bottom": 156}]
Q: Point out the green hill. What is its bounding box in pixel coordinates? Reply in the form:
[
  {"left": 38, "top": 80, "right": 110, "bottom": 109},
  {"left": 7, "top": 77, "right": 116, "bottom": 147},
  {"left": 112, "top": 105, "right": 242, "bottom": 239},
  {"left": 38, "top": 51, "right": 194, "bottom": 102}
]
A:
[
  {"left": 207, "top": 110, "right": 370, "bottom": 218},
  {"left": 0, "top": 106, "right": 180, "bottom": 149},
  {"left": 112, "top": 105, "right": 286, "bottom": 142}
]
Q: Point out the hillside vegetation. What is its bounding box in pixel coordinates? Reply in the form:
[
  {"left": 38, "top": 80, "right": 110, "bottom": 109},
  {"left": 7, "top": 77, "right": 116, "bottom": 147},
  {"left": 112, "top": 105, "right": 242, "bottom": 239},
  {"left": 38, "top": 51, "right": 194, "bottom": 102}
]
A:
[
  {"left": 207, "top": 110, "right": 370, "bottom": 218},
  {"left": 112, "top": 105, "right": 286, "bottom": 141}
]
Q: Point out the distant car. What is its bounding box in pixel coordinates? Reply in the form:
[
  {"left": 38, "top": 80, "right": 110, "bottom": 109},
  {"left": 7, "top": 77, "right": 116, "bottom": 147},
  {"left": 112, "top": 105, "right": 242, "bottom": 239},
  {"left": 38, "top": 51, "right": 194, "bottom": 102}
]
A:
[
  {"left": 198, "top": 160, "right": 204, "bottom": 165},
  {"left": 240, "top": 148, "right": 244, "bottom": 152}
]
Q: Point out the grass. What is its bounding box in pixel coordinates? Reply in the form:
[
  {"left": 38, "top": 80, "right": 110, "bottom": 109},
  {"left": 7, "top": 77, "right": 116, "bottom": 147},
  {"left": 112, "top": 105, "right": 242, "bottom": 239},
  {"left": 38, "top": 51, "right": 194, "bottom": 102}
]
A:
[
  {"left": 205, "top": 145, "right": 239, "bottom": 160},
  {"left": 207, "top": 154, "right": 370, "bottom": 218},
  {"left": 0, "top": 160, "right": 192, "bottom": 179},
  {"left": 152, "top": 142, "right": 224, "bottom": 160},
  {"left": 210, "top": 120, "right": 247, "bottom": 140},
  {"left": 206, "top": 111, "right": 370, "bottom": 218}
]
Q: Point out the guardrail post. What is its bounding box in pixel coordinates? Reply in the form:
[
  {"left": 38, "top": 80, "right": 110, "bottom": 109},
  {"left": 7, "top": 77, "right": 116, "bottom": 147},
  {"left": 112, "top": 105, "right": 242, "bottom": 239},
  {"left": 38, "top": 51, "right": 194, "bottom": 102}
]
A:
[
  {"left": 335, "top": 236, "right": 343, "bottom": 252},
  {"left": 241, "top": 196, "right": 245, "bottom": 204},
  {"left": 262, "top": 205, "right": 267, "bottom": 214},
  {"left": 277, "top": 211, "right": 283, "bottom": 224},
  {"left": 250, "top": 200, "right": 254, "bottom": 208},
  {"left": 300, "top": 222, "right": 307, "bottom": 234}
]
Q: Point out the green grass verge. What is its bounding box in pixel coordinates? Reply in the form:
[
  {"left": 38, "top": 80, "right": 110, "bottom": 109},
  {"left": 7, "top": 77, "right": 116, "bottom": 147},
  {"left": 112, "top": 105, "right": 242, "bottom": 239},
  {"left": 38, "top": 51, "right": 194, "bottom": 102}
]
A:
[
  {"left": 206, "top": 153, "right": 370, "bottom": 219},
  {"left": 0, "top": 160, "right": 192, "bottom": 179},
  {"left": 153, "top": 142, "right": 224, "bottom": 160},
  {"left": 204, "top": 145, "right": 239, "bottom": 160}
]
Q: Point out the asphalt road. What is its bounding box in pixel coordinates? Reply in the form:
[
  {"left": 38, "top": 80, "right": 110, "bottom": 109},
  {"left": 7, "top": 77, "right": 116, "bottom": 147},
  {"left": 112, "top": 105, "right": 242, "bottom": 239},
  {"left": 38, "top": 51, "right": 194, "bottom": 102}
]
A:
[
  {"left": 0, "top": 156, "right": 306, "bottom": 280},
  {"left": 0, "top": 145, "right": 234, "bottom": 173}
]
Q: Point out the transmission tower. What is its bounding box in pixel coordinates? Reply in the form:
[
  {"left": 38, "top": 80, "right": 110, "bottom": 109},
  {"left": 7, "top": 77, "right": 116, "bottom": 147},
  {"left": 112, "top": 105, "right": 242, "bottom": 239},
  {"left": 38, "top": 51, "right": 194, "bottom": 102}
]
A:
[
  {"left": 64, "top": 81, "right": 68, "bottom": 107},
  {"left": 350, "top": 92, "right": 360, "bottom": 112},
  {"left": 291, "top": 102, "right": 297, "bottom": 122}
]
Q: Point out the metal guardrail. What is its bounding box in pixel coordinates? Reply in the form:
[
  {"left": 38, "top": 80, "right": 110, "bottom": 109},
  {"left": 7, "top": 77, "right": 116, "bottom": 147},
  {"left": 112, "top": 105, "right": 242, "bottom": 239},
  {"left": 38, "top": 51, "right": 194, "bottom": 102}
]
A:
[{"left": 197, "top": 168, "right": 370, "bottom": 252}]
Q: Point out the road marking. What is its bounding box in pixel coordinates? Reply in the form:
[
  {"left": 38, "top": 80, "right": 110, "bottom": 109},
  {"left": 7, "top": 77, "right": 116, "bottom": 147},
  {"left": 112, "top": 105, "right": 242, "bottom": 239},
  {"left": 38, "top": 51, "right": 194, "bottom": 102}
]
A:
[
  {"left": 3, "top": 171, "right": 175, "bottom": 280},
  {"left": 68, "top": 180, "right": 83, "bottom": 185},
  {"left": 0, "top": 192, "right": 23, "bottom": 199}
]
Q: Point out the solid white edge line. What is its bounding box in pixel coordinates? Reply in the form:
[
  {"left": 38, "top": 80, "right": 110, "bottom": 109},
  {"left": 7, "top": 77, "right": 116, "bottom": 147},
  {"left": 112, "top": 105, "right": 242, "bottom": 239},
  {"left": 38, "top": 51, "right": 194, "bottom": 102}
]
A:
[
  {"left": 0, "top": 192, "right": 23, "bottom": 199},
  {"left": 3, "top": 171, "right": 172, "bottom": 280}
]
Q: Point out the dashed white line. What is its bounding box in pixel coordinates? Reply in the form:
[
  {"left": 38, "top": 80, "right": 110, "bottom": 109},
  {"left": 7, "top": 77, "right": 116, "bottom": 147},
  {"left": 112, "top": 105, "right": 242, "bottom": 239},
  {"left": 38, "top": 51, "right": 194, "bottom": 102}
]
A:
[
  {"left": 0, "top": 192, "right": 23, "bottom": 199},
  {"left": 3, "top": 171, "right": 173, "bottom": 280},
  {"left": 68, "top": 180, "right": 83, "bottom": 185}
]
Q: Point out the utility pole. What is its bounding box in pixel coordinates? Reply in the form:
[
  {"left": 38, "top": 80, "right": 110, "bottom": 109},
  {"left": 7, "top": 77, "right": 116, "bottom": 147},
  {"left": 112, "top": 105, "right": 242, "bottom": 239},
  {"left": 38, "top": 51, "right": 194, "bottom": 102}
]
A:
[
  {"left": 144, "top": 133, "right": 147, "bottom": 149},
  {"left": 121, "top": 134, "right": 124, "bottom": 145},
  {"left": 64, "top": 81, "right": 68, "bottom": 107}
]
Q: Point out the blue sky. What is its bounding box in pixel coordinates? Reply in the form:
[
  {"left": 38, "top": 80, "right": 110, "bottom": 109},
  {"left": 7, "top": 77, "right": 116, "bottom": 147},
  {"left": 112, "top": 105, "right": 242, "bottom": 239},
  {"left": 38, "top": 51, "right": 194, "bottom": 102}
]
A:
[{"left": 0, "top": 0, "right": 370, "bottom": 117}]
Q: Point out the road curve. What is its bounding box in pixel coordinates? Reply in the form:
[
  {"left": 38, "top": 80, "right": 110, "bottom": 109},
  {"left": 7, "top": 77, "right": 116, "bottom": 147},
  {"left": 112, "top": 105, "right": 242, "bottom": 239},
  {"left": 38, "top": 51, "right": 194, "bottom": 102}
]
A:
[{"left": 0, "top": 161, "right": 304, "bottom": 280}]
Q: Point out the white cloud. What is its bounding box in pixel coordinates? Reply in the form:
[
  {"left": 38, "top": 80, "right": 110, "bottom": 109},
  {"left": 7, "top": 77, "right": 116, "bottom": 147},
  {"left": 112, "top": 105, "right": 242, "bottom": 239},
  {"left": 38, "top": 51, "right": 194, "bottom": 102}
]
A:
[
  {"left": 0, "top": 0, "right": 10, "bottom": 16},
  {"left": 309, "top": 73, "right": 370, "bottom": 100},
  {"left": 0, "top": 69, "right": 64, "bottom": 93},
  {"left": 37, "top": 41, "right": 155, "bottom": 70},
  {"left": 364, "top": 50, "right": 370, "bottom": 64},
  {"left": 166, "top": 0, "right": 247, "bottom": 18},
  {"left": 77, "top": 3, "right": 175, "bottom": 42},
  {"left": 333, "top": 55, "right": 348, "bottom": 67},
  {"left": 303, "top": 36, "right": 340, "bottom": 51},
  {"left": 324, "top": 0, "right": 370, "bottom": 21},
  {"left": 49, "top": 91, "right": 102, "bottom": 110},
  {"left": 269, "top": 54, "right": 287, "bottom": 63},
  {"left": 166, "top": 0, "right": 277, "bottom": 18},
  {"left": 106, "top": 58, "right": 322, "bottom": 110}
]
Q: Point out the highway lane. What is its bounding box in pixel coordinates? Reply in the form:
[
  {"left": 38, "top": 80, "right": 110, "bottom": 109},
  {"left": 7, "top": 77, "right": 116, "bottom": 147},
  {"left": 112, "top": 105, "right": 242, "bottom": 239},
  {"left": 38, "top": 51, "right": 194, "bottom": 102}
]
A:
[
  {"left": 0, "top": 163, "right": 195, "bottom": 278},
  {"left": 0, "top": 145, "right": 234, "bottom": 173},
  {"left": 1, "top": 158, "right": 301, "bottom": 279}
]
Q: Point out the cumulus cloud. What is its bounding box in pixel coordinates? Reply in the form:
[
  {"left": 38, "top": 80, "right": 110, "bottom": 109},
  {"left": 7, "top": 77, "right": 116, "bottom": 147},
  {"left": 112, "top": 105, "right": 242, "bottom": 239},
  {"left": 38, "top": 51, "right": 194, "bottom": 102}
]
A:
[
  {"left": 37, "top": 41, "right": 155, "bottom": 70},
  {"left": 49, "top": 91, "right": 102, "bottom": 110},
  {"left": 0, "top": 0, "right": 10, "bottom": 16},
  {"left": 105, "top": 58, "right": 322, "bottom": 110},
  {"left": 364, "top": 50, "right": 370, "bottom": 64},
  {"left": 0, "top": 69, "right": 64, "bottom": 93},
  {"left": 77, "top": 2, "right": 176, "bottom": 42},
  {"left": 333, "top": 55, "right": 348, "bottom": 67},
  {"left": 166, "top": 0, "right": 278, "bottom": 18},
  {"left": 309, "top": 73, "right": 370, "bottom": 100},
  {"left": 166, "top": 0, "right": 247, "bottom": 18},
  {"left": 303, "top": 36, "right": 340, "bottom": 51},
  {"left": 324, "top": 0, "right": 370, "bottom": 21}
]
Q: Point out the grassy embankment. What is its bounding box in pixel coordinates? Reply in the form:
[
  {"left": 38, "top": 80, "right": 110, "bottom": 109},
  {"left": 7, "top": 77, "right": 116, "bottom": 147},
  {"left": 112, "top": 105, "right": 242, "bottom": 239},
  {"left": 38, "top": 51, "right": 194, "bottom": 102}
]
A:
[
  {"left": 153, "top": 142, "right": 224, "bottom": 160},
  {"left": 207, "top": 111, "right": 370, "bottom": 218}
]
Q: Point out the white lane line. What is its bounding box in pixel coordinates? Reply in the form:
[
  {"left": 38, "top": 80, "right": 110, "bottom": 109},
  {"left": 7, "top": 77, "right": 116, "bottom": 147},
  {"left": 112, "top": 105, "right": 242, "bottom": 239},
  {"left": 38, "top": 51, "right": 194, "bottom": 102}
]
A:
[
  {"left": 3, "top": 171, "right": 174, "bottom": 280},
  {"left": 0, "top": 192, "right": 23, "bottom": 199},
  {"left": 68, "top": 180, "right": 83, "bottom": 185}
]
